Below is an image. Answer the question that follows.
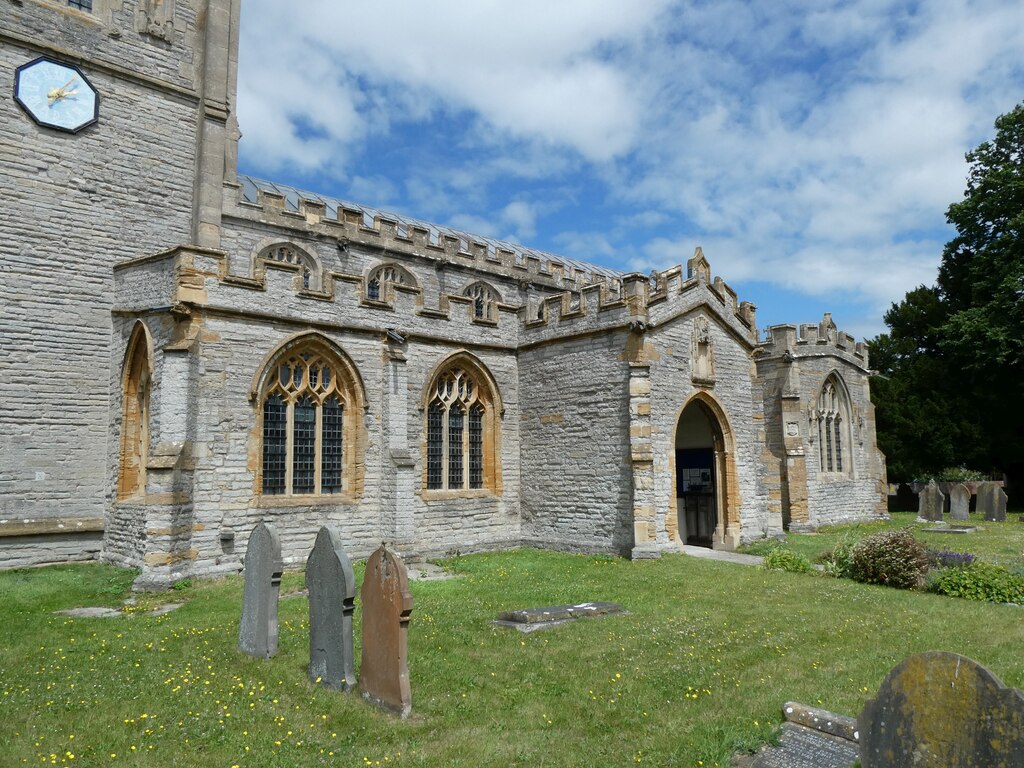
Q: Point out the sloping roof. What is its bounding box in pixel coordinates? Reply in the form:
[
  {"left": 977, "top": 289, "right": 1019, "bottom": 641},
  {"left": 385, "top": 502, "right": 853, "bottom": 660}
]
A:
[{"left": 239, "top": 176, "right": 624, "bottom": 282}]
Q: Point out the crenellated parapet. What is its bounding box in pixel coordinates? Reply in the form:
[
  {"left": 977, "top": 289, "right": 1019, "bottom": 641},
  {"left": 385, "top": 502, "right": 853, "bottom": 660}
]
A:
[
  {"left": 643, "top": 248, "right": 759, "bottom": 345},
  {"left": 226, "top": 177, "right": 621, "bottom": 292},
  {"left": 757, "top": 314, "right": 869, "bottom": 370}
]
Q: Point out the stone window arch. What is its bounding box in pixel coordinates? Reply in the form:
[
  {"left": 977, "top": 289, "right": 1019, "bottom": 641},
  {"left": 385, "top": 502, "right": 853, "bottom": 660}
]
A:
[
  {"left": 258, "top": 242, "right": 318, "bottom": 291},
  {"left": 423, "top": 354, "right": 501, "bottom": 493},
  {"left": 813, "top": 373, "right": 851, "bottom": 476},
  {"left": 463, "top": 281, "right": 500, "bottom": 321},
  {"left": 118, "top": 321, "right": 153, "bottom": 499},
  {"left": 366, "top": 262, "right": 416, "bottom": 302},
  {"left": 254, "top": 335, "right": 364, "bottom": 497}
]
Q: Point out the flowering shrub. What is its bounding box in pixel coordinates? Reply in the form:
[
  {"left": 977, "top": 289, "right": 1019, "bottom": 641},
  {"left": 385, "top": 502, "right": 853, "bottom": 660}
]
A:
[
  {"left": 849, "top": 529, "right": 929, "bottom": 589},
  {"left": 926, "top": 548, "right": 976, "bottom": 569},
  {"left": 929, "top": 562, "right": 1024, "bottom": 604}
]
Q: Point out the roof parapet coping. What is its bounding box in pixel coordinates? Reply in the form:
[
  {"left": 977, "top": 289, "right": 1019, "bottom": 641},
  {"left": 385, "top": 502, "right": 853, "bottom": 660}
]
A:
[{"left": 761, "top": 314, "right": 868, "bottom": 365}]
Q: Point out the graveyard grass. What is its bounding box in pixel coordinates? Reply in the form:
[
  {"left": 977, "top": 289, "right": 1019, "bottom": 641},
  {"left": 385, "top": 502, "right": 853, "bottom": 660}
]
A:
[
  {"left": 3, "top": 549, "right": 1024, "bottom": 768},
  {"left": 768, "top": 510, "right": 1024, "bottom": 567}
]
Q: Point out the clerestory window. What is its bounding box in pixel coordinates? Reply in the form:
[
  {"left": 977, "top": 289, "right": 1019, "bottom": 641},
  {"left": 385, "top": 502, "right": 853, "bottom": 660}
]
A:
[
  {"left": 259, "top": 243, "right": 316, "bottom": 290},
  {"left": 463, "top": 282, "right": 499, "bottom": 321},
  {"left": 258, "top": 341, "right": 361, "bottom": 496},
  {"left": 366, "top": 263, "right": 415, "bottom": 302},
  {"left": 424, "top": 358, "right": 499, "bottom": 493}
]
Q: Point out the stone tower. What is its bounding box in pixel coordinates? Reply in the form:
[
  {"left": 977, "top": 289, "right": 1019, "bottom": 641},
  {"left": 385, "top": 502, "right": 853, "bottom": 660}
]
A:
[{"left": 0, "top": 0, "right": 241, "bottom": 564}]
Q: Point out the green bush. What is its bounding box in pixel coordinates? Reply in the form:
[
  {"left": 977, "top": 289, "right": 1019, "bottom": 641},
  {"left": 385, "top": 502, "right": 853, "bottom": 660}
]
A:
[
  {"left": 761, "top": 548, "right": 813, "bottom": 574},
  {"left": 820, "top": 540, "right": 856, "bottom": 579},
  {"left": 929, "top": 562, "right": 1024, "bottom": 604},
  {"left": 935, "top": 466, "right": 988, "bottom": 482},
  {"left": 849, "top": 528, "right": 929, "bottom": 589}
]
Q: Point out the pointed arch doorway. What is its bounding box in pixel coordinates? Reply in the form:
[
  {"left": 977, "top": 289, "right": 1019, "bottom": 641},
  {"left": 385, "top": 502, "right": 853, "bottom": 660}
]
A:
[{"left": 673, "top": 396, "right": 737, "bottom": 549}]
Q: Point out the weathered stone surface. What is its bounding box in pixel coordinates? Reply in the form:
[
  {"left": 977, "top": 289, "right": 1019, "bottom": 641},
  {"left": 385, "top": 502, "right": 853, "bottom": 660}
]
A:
[
  {"left": 917, "top": 480, "right": 945, "bottom": 522},
  {"left": 977, "top": 481, "right": 1008, "bottom": 522},
  {"left": 859, "top": 651, "right": 1024, "bottom": 768},
  {"left": 739, "top": 721, "right": 859, "bottom": 768},
  {"left": 493, "top": 601, "right": 627, "bottom": 633},
  {"left": 949, "top": 483, "right": 971, "bottom": 520},
  {"left": 782, "top": 701, "right": 858, "bottom": 742},
  {"left": 238, "top": 523, "right": 283, "bottom": 658},
  {"left": 306, "top": 526, "right": 356, "bottom": 691},
  {"left": 359, "top": 544, "right": 413, "bottom": 717}
]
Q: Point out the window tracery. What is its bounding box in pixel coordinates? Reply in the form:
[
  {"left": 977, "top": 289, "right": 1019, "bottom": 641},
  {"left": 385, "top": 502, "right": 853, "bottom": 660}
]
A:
[
  {"left": 463, "top": 282, "right": 499, "bottom": 320},
  {"left": 259, "top": 243, "right": 316, "bottom": 290},
  {"left": 366, "top": 263, "right": 414, "bottom": 302},
  {"left": 813, "top": 375, "right": 850, "bottom": 476},
  {"left": 258, "top": 342, "right": 359, "bottom": 496},
  {"left": 424, "top": 361, "right": 498, "bottom": 492}
]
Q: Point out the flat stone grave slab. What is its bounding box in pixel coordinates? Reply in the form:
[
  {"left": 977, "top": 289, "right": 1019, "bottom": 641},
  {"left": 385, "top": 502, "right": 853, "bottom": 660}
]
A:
[
  {"left": 57, "top": 603, "right": 183, "bottom": 619},
  {"left": 493, "top": 601, "right": 627, "bottom": 633},
  {"left": 735, "top": 721, "right": 859, "bottom": 768},
  {"left": 926, "top": 524, "right": 977, "bottom": 534}
]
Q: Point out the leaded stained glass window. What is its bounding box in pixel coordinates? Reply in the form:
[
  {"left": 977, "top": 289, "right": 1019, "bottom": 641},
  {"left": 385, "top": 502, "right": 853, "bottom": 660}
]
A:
[
  {"left": 463, "top": 282, "right": 499, "bottom": 320},
  {"left": 260, "top": 244, "right": 315, "bottom": 290},
  {"left": 259, "top": 346, "right": 353, "bottom": 495},
  {"left": 425, "top": 362, "right": 494, "bottom": 492}
]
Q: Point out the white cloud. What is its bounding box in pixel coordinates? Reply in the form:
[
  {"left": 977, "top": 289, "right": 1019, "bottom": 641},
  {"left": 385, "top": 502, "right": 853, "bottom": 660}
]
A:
[{"left": 237, "top": 0, "right": 1024, "bottom": 338}]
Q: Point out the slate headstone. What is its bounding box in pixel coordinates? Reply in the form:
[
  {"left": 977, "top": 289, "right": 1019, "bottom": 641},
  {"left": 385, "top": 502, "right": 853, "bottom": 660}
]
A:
[
  {"left": 948, "top": 483, "right": 971, "bottom": 521},
  {"left": 359, "top": 544, "right": 413, "bottom": 717},
  {"left": 977, "top": 481, "right": 1008, "bottom": 522},
  {"left": 859, "top": 651, "right": 1024, "bottom": 767},
  {"left": 238, "top": 522, "right": 283, "bottom": 658},
  {"left": 306, "top": 526, "right": 356, "bottom": 691},
  {"left": 916, "top": 480, "right": 944, "bottom": 522}
]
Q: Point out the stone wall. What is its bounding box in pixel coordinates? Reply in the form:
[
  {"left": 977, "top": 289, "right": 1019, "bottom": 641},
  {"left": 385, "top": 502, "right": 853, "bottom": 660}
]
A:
[
  {"left": 519, "top": 330, "right": 634, "bottom": 554},
  {"left": 0, "top": 0, "right": 213, "bottom": 563}
]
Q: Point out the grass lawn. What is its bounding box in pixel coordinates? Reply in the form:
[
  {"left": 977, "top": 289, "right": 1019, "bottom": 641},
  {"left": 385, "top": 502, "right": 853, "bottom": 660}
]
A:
[
  {"left": 2, "top": 549, "right": 1024, "bottom": 767},
  {"left": 762, "top": 511, "right": 1024, "bottom": 567}
]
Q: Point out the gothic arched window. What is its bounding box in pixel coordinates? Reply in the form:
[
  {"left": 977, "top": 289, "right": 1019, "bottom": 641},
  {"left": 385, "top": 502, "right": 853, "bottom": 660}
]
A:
[
  {"left": 118, "top": 322, "right": 152, "bottom": 499},
  {"left": 257, "top": 339, "right": 362, "bottom": 496},
  {"left": 424, "top": 357, "right": 500, "bottom": 493},
  {"left": 366, "top": 263, "right": 415, "bottom": 302},
  {"left": 463, "top": 282, "right": 499, "bottom": 321},
  {"left": 259, "top": 243, "right": 317, "bottom": 290},
  {"left": 815, "top": 375, "right": 850, "bottom": 476}
]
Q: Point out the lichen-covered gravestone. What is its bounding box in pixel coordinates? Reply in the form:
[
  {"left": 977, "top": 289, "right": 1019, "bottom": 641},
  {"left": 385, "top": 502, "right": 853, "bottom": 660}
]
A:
[
  {"left": 238, "top": 522, "right": 283, "bottom": 658},
  {"left": 977, "top": 481, "right": 1008, "bottom": 522},
  {"left": 306, "top": 526, "right": 356, "bottom": 691},
  {"left": 359, "top": 544, "right": 413, "bottom": 717},
  {"left": 859, "top": 651, "right": 1024, "bottom": 767},
  {"left": 949, "top": 483, "right": 971, "bottom": 521},
  {"left": 917, "top": 480, "right": 945, "bottom": 522}
]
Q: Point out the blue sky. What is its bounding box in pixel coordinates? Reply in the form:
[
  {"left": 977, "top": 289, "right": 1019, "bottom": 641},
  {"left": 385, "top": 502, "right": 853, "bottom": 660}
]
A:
[{"left": 235, "top": 0, "right": 1023, "bottom": 340}]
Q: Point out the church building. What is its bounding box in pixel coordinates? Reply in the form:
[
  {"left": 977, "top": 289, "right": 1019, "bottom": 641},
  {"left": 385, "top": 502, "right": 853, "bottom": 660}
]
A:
[{"left": 1, "top": 0, "right": 887, "bottom": 587}]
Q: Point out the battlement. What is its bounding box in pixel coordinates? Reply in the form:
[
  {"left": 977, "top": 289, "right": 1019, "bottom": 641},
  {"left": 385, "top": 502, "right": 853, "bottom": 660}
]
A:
[
  {"left": 642, "top": 247, "right": 759, "bottom": 343},
  {"left": 759, "top": 314, "right": 869, "bottom": 366},
  {"left": 232, "top": 177, "right": 621, "bottom": 292}
]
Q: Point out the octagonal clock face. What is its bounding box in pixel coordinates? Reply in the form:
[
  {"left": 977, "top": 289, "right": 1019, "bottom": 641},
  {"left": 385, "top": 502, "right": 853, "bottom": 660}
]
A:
[{"left": 14, "top": 57, "right": 99, "bottom": 134}]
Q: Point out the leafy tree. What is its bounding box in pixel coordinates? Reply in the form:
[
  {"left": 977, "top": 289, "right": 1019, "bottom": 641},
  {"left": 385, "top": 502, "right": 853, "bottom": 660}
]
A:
[{"left": 870, "top": 103, "right": 1024, "bottom": 491}]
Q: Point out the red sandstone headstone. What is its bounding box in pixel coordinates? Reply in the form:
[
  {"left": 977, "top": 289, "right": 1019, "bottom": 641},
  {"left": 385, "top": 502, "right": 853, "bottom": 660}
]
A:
[{"left": 359, "top": 544, "right": 413, "bottom": 717}]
